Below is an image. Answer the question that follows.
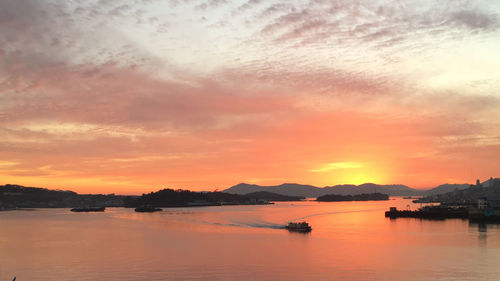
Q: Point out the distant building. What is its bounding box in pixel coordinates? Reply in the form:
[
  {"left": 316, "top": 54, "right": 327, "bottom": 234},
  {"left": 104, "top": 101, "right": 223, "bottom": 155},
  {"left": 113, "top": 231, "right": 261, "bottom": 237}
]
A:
[
  {"left": 482, "top": 177, "right": 495, "bottom": 188},
  {"left": 476, "top": 177, "right": 497, "bottom": 188},
  {"left": 478, "top": 198, "right": 488, "bottom": 210}
]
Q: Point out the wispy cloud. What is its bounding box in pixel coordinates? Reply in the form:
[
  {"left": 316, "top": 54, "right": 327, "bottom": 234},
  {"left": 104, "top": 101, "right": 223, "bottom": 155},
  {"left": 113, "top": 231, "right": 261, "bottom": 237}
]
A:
[
  {"left": 310, "top": 162, "right": 365, "bottom": 173},
  {"left": 0, "top": 161, "right": 19, "bottom": 168},
  {"left": 0, "top": 0, "right": 499, "bottom": 192}
]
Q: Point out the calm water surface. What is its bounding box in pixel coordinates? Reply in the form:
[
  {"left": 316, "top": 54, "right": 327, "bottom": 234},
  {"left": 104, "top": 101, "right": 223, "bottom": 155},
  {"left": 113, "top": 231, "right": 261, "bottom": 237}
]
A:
[{"left": 1, "top": 198, "right": 500, "bottom": 281}]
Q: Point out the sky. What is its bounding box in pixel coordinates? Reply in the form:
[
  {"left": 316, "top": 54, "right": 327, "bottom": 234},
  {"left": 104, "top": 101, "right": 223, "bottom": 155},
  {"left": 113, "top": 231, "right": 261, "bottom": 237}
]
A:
[{"left": 1, "top": 0, "right": 500, "bottom": 194}]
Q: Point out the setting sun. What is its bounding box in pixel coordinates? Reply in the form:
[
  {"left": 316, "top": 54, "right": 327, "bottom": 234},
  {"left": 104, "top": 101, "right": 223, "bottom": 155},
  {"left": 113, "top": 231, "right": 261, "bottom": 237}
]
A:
[
  {"left": 1, "top": 1, "right": 500, "bottom": 280},
  {"left": 1, "top": 0, "right": 499, "bottom": 194}
]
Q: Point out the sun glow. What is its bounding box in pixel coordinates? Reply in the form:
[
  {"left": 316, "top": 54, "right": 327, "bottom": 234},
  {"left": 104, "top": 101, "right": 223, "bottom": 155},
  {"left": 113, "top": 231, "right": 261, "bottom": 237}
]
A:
[
  {"left": 1, "top": 0, "right": 499, "bottom": 193},
  {"left": 340, "top": 172, "right": 386, "bottom": 186},
  {"left": 333, "top": 163, "right": 390, "bottom": 186},
  {"left": 310, "top": 162, "right": 366, "bottom": 173}
]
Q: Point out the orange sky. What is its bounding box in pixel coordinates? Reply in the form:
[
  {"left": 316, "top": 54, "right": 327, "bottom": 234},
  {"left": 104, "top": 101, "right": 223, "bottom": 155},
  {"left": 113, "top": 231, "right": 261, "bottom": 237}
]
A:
[{"left": 1, "top": 0, "right": 499, "bottom": 194}]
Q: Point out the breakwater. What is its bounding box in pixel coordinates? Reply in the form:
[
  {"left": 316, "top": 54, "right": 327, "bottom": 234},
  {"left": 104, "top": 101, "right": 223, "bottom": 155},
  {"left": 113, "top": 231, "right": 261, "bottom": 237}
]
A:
[{"left": 386, "top": 206, "right": 500, "bottom": 222}]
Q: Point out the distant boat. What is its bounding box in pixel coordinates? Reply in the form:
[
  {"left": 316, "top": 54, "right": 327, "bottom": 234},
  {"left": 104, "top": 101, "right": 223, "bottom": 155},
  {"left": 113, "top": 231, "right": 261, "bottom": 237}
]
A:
[
  {"left": 70, "top": 207, "right": 105, "bottom": 212},
  {"left": 285, "top": 221, "right": 312, "bottom": 233},
  {"left": 134, "top": 206, "right": 162, "bottom": 212}
]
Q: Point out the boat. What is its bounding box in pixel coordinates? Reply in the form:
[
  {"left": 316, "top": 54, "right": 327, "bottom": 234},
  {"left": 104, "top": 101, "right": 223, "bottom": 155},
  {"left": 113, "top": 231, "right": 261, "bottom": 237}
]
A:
[
  {"left": 70, "top": 207, "right": 105, "bottom": 212},
  {"left": 134, "top": 206, "right": 162, "bottom": 212},
  {"left": 285, "top": 221, "right": 312, "bottom": 232}
]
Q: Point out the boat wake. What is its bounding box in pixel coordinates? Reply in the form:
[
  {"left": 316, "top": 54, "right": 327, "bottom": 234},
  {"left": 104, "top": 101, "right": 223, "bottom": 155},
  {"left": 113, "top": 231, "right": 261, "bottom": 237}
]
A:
[
  {"left": 289, "top": 208, "right": 383, "bottom": 222},
  {"left": 200, "top": 220, "right": 286, "bottom": 229},
  {"left": 241, "top": 221, "right": 286, "bottom": 229},
  {"left": 187, "top": 209, "right": 383, "bottom": 230}
]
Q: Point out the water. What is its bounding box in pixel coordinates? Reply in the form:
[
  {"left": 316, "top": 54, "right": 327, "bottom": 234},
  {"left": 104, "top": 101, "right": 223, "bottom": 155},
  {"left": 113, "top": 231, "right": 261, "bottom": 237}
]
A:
[{"left": 1, "top": 198, "right": 500, "bottom": 281}]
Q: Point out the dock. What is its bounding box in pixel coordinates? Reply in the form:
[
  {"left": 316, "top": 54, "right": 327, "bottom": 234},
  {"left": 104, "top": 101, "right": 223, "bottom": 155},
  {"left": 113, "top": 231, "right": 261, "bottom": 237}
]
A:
[{"left": 385, "top": 206, "right": 468, "bottom": 219}]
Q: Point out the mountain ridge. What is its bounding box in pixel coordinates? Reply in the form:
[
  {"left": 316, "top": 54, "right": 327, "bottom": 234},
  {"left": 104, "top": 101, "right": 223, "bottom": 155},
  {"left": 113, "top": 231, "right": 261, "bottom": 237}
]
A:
[
  {"left": 223, "top": 182, "right": 421, "bottom": 197},
  {"left": 415, "top": 178, "right": 500, "bottom": 203},
  {"left": 223, "top": 182, "right": 480, "bottom": 197}
]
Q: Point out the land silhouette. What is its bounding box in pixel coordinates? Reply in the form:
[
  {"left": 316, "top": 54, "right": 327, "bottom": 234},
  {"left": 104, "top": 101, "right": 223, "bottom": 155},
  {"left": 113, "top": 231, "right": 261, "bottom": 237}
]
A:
[
  {"left": 223, "top": 182, "right": 471, "bottom": 197},
  {"left": 0, "top": 184, "right": 302, "bottom": 209},
  {"left": 317, "top": 193, "right": 389, "bottom": 202},
  {"left": 415, "top": 178, "right": 500, "bottom": 204},
  {"left": 0, "top": 180, "right": 492, "bottom": 210},
  {"left": 386, "top": 178, "right": 500, "bottom": 222}
]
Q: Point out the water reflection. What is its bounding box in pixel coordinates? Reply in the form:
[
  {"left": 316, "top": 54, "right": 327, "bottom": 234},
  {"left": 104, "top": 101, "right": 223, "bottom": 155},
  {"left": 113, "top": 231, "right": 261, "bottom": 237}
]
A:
[
  {"left": 469, "top": 222, "right": 500, "bottom": 248},
  {"left": 477, "top": 223, "right": 488, "bottom": 247},
  {"left": 477, "top": 223, "right": 488, "bottom": 233},
  {"left": 1, "top": 198, "right": 500, "bottom": 281}
]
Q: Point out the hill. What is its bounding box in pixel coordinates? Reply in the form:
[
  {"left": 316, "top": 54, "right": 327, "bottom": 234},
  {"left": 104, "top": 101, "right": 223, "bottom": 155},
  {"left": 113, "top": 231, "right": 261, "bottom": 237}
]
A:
[
  {"left": 422, "top": 183, "right": 471, "bottom": 196},
  {"left": 244, "top": 191, "right": 304, "bottom": 201},
  {"left": 415, "top": 178, "right": 500, "bottom": 204},
  {"left": 224, "top": 183, "right": 322, "bottom": 197},
  {"left": 125, "top": 189, "right": 303, "bottom": 207},
  {"left": 0, "top": 185, "right": 303, "bottom": 209},
  {"left": 0, "top": 184, "right": 130, "bottom": 208},
  {"left": 321, "top": 183, "right": 419, "bottom": 196},
  {"left": 127, "top": 188, "right": 247, "bottom": 207},
  {"left": 224, "top": 183, "right": 421, "bottom": 197},
  {"left": 317, "top": 193, "right": 389, "bottom": 202}
]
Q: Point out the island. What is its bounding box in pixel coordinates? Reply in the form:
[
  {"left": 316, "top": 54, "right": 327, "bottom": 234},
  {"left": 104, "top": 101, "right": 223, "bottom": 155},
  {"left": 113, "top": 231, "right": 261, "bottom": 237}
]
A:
[
  {"left": 243, "top": 191, "right": 304, "bottom": 202},
  {"left": 0, "top": 184, "right": 130, "bottom": 209},
  {"left": 125, "top": 188, "right": 304, "bottom": 208},
  {"left": 70, "top": 207, "right": 106, "bottom": 212},
  {"left": 134, "top": 206, "right": 163, "bottom": 212},
  {"left": 0, "top": 184, "right": 304, "bottom": 210},
  {"left": 316, "top": 193, "right": 389, "bottom": 202}
]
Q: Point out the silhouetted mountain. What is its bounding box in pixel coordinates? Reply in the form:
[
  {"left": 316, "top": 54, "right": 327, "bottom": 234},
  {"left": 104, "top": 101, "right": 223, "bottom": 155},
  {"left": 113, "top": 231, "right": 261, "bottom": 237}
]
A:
[
  {"left": 224, "top": 182, "right": 421, "bottom": 197},
  {"left": 0, "top": 184, "right": 303, "bottom": 209},
  {"left": 423, "top": 184, "right": 471, "bottom": 196},
  {"left": 244, "top": 191, "right": 304, "bottom": 201},
  {"left": 416, "top": 178, "right": 500, "bottom": 203},
  {"left": 322, "top": 183, "right": 420, "bottom": 196},
  {"left": 225, "top": 183, "right": 322, "bottom": 197},
  {"left": 4, "top": 179, "right": 489, "bottom": 209},
  {"left": 127, "top": 188, "right": 245, "bottom": 207},
  {"left": 0, "top": 184, "right": 132, "bottom": 209},
  {"left": 317, "top": 193, "right": 389, "bottom": 202},
  {"left": 126, "top": 188, "right": 292, "bottom": 207}
]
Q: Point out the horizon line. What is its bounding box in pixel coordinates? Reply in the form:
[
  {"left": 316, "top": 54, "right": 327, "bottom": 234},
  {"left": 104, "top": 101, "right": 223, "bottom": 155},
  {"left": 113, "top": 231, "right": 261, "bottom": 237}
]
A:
[{"left": 1, "top": 180, "right": 484, "bottom": 196}]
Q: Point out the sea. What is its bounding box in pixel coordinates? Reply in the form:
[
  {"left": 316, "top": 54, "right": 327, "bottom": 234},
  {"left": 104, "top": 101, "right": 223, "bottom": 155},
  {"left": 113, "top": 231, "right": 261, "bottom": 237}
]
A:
[{"left": 1, "top": 197, "right": 499, "bottom": 281}]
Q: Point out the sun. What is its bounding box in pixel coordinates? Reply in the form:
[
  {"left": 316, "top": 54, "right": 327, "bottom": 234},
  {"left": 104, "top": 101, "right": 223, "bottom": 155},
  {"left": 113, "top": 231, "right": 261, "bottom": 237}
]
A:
[
  {"left": 341, "top": 172, "right": 384, "bottom": 185},
  {"left": 334, "top": 164, "right": 390, "bottom": 186}
]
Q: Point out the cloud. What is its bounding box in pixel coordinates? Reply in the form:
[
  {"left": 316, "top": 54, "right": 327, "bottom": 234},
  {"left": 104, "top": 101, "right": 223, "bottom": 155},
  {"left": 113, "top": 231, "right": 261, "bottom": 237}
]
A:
[
  {"left": 236, "top": 0, "right": 262, "bottom": 13},
  {"left": 0, "top": 161, "right": 19, "bottom": 168},
  {"left": 108, "top": 4, "right": 132, "bottom": 16},
  {"left": 259, "top": 3, "right": 296, "bottom": 18},
  {"left": 449, "top": 10, "right": 498, "bottom": 31},
  {"left": 310, "top": 162, "right": 365, "bottom": 173},
  {"left": 0, "top": 0, "right": 499, "bottom": 191},
  {"left": 253, "top": 0, "right": 500, "bottom": 49},
  {"left": 194, "top": 0, "right": 228, "bottom": 11},
  {"left": 0, "top": 62, "right": 296, "bottom": 131}
]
